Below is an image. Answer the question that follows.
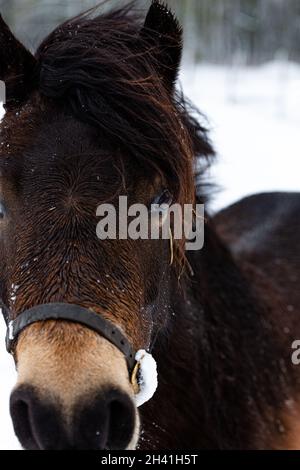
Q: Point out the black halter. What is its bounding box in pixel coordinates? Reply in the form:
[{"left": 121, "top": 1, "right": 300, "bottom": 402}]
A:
[{"left": 4, "top": 303, "right": 136, "bottom": 371}]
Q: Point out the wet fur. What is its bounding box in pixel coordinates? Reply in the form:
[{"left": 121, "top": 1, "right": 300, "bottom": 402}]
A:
[{"left": 0, "top": 1, "right": 299, "bottom": 450}]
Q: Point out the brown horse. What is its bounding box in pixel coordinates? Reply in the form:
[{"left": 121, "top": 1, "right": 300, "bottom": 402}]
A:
[{"left": 0, "top": 0, "right": 299, "bottom": 450}]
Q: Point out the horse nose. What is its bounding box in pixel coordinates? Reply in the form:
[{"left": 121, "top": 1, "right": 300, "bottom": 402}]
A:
[
  {"left": 10, "top": 385, "right": 65, "bottom": 449},
  {"left": 73, "top": 388, "right": 136, "bottom": 449},
  {"left": 10, "top": 385, "right": 136, "bottom": 449}
]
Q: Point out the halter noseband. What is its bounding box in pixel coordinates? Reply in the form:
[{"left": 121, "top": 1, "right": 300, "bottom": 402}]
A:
[{"left": 5, "top": 303, "right": 136, "bottom": 371}]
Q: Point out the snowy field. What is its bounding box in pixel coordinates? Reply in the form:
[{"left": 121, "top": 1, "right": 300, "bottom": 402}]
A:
[
  {"left": 181, "top": 61, "right": 300, "bottom": 211},
  {"left": 0, "top": 62, "right": 299, "bottom": 449}
]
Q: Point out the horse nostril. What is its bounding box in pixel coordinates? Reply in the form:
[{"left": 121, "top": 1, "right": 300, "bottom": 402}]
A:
[
  {"left": 10, "top": 386, "right": 136, "bottom": 450},
  {"left": 10, "top": 385, "right": 64, "bottom": 450},
  {"left": 76, "top": 389, "right": 136, "bottom": 450},
  {"left": 10, "top": 396, "right": 37, "bottom": 449},
  {"left": 107, "top": 394, "right": 136, "bottom": 449}
]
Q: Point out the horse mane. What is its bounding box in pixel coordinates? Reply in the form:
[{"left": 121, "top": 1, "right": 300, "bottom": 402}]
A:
[
  {"left": 35, "top": 3, "right": 214, "bottom": 198},
  {"left": 34, "top": 2, "right": 215, "bottom": 269}
]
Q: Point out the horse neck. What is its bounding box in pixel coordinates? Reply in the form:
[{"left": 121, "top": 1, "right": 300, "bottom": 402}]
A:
[{"left": 141, "top": 220, "right": 288, "bottom": 449}]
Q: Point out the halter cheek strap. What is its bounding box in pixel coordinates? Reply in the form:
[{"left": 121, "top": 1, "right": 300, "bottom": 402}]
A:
[{"left": 5, "top": 303, "right": 136, "bottom": 371}]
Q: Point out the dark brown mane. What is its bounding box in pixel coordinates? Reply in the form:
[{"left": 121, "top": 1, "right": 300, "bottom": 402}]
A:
[{"left": 34, "top": 3, "right": 214, "bottom": 208}]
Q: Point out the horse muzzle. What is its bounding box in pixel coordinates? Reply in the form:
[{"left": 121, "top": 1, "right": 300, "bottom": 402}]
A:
[
  {"left": 10, "top": 384, "right": 137, "bottom": 450},
  {"left": 7, "top": 311, "right": 141, "bottom": 450}
]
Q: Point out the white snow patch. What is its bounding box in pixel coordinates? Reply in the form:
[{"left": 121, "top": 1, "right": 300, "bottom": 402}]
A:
[
  {"left": 134, "top": 350, "right": 158, "bottom": 408},
  {"left": 8, "top": 322, "right": 14, "bottom": 341},
  {"left": 180, "top": 60, "right": 300, "bottom": 212}
]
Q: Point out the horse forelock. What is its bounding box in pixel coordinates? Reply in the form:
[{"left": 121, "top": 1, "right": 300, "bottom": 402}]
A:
[{"left": 34, "top": 5, "right": 214, "bottom": 198}]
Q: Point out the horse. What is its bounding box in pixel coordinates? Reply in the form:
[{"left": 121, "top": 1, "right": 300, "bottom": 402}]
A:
[{"left": 0, "top": 0, "right": 299, "bottom": 450}]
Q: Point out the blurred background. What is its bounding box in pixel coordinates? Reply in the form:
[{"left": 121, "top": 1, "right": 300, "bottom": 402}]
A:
[
  {"left": 2, "top": 0, "right": 300, "bottom": 65},
  {"left": 0, "top": 0, "right": 299, "bottom": 450}
]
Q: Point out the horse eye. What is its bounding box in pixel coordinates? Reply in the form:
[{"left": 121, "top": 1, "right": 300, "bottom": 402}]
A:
[
  {"left": 0, "top": 202, "right": 6, "bottom": 220},
  {"left": 151, "top": 190, "right": 173, "bottom": 208}
]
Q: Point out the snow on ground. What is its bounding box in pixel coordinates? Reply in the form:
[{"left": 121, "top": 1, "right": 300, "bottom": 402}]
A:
[
  {"left": 181, "top": 61, "right": 300, "bottom": 212},
  {"left": 0, "top": 61, "right": 299, "bottom": 449}
]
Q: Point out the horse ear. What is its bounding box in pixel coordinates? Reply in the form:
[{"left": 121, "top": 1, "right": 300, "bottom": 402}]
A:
[
  {"left": 140, "top": 0, "right": 183, "bottom": 92},
  {"left": 0, "top": 15, "right": 36, "bottom": 108}
]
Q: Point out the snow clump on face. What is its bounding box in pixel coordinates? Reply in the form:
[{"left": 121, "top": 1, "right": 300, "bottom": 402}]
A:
[{"left": 133, "top": 350, "right": 158, "bottom": 407}]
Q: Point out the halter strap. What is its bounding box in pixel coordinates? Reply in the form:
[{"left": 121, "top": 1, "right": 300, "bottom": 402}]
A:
[{"left": 5, "top": 302, "right": 136, "bottom": 371}]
